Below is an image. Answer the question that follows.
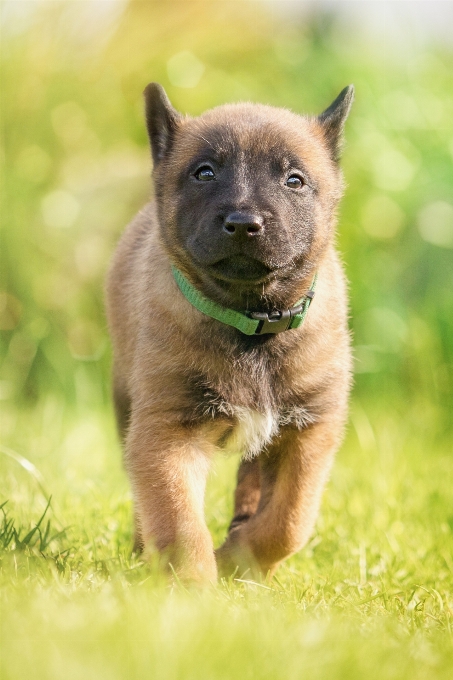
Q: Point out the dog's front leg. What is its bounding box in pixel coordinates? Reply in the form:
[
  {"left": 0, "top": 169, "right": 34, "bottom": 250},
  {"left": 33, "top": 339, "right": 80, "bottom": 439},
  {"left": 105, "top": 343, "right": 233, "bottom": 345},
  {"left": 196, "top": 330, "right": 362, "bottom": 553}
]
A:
[
  {"left": 216, "top": 418, "right": 344, "bottom": 578},
  {"left": 126, "top": 414, "right": 216, "bottom": 583}
]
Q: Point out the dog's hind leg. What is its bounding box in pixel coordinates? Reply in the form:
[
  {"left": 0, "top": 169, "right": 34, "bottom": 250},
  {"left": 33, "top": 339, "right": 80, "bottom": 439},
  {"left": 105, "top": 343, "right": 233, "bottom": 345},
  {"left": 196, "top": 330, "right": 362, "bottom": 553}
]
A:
[
  {"left": 112, "top": 371, "right": 131, "bottom": 444},
  {"left": 112, "top": 371, "right": 144, "bottom": 551},
  {"left": 228, "top": 458, "right": 261, "bottom": 532}
]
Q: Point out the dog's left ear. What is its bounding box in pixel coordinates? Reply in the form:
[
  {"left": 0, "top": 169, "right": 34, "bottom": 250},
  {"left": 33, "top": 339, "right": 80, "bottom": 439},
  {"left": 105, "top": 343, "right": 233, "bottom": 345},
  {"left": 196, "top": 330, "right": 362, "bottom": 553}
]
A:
[
  {"left": 144, "top": 83, "right": 183, "bottom": 165},
  {"left": 318, "top": 85, "right": 354, "bottom": 162}
]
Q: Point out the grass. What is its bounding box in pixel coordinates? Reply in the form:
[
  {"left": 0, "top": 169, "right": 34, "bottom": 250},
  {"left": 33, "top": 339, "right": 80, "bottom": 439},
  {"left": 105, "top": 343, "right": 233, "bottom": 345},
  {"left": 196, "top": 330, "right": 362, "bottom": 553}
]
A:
[{"left": 1, "top": 395, "right": 452, "bottom": 679}]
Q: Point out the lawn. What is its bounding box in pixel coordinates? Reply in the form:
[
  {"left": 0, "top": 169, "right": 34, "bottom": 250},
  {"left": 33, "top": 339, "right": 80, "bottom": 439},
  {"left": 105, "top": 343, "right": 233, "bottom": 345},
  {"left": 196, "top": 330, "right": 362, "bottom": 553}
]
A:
[
  {"left": 1, "top": 396, "right": 452, "bottom": 679},
  {"left": 1, "top": 2, "right": 452, "bottom": 678}
]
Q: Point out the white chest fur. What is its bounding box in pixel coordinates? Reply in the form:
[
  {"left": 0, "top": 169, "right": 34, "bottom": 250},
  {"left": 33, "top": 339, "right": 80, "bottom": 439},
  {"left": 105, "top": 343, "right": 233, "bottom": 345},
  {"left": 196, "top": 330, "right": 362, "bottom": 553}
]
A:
[{"left": 222, "top": 407, "right": 278, "bottom": 459}]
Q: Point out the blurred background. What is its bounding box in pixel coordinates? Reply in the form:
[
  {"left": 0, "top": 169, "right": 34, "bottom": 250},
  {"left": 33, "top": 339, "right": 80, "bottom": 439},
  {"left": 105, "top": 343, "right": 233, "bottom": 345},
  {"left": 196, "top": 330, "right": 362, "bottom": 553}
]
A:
[{"left": 1, "top": 0, "right": 452, "bottom": 477}]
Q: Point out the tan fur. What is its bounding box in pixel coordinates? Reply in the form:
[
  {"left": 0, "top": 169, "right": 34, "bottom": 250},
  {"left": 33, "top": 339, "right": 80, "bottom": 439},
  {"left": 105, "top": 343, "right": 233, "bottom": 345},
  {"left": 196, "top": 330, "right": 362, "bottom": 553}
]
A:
[{"left": 106, "top": 86, "right": 353, "bottom": 583}]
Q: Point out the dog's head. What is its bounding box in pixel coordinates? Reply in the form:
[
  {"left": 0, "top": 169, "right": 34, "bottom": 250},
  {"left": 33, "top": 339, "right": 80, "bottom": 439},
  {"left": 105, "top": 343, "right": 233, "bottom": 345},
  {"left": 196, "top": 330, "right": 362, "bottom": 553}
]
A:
[{"left": 144, "top": 83, "right": 353, "bottom": 310}]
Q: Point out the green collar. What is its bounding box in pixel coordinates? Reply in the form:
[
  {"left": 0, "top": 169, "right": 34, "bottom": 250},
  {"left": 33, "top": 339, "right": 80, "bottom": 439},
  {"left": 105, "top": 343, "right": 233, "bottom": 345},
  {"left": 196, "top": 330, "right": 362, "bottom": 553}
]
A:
[{"left": 172, "top": 266, "right": 317, "bottom": 335}]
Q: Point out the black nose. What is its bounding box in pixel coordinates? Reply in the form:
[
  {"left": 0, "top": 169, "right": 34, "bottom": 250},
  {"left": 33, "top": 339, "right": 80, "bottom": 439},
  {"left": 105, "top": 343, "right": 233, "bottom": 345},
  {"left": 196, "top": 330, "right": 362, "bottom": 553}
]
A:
[{"left": 223, "top": 212, "right": 263, "bottom": 237}]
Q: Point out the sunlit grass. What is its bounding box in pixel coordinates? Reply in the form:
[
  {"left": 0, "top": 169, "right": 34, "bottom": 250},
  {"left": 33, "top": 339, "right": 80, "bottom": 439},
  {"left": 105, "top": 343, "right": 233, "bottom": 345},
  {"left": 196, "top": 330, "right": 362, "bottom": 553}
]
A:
[{"left": 1, "top": 396, "right": 452, "bottom": 679}]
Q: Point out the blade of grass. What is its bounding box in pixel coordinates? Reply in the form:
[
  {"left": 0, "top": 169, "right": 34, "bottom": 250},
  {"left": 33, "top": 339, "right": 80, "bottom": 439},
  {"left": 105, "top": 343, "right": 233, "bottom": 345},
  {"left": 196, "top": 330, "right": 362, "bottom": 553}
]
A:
[{"left": 0, "top": 445, "right": 49, "bottom": 499}]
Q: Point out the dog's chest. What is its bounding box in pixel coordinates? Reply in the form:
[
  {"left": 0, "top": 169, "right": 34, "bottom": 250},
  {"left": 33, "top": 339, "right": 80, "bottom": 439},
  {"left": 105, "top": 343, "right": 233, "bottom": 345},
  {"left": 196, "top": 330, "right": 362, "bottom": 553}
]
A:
[
  {"left": 222, "top": 407, "right": 277, "bottom": 458},
  {"left": 188, "top": 372, "right": 316, "bottom": 457},
  {"left": 220, "top": 403, "right": 317, "bottom": 457}
]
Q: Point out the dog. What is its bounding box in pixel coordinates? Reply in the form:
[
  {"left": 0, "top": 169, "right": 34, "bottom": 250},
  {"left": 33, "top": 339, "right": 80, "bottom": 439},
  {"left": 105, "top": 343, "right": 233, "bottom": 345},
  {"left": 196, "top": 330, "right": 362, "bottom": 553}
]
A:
[{"left": 106, "top": 82, "right": 354, "bottom": 582}]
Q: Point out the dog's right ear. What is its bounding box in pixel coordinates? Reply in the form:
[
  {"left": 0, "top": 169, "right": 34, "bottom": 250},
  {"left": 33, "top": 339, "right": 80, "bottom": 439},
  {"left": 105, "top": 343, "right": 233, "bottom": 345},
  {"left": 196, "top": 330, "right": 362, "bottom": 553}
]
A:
[{"left": 144, "top": 83, "right": 182, "bottom": 165}]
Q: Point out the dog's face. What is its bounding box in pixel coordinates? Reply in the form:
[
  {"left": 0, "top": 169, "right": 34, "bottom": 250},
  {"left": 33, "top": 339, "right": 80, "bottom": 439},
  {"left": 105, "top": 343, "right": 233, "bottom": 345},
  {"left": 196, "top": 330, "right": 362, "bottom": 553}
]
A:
[{"left": 145, "top": 84, "right": 353, "bottom": 309}]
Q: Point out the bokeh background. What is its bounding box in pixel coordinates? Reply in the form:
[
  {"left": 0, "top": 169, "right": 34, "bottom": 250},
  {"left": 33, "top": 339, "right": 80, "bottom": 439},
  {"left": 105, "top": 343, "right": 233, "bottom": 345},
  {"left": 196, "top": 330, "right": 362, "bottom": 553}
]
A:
[
  {"left": 2, "top": 0, "right": 452, "bottom": 439},
  {"left": 2, "top": 0, "right": 453, "bottom": 542}
]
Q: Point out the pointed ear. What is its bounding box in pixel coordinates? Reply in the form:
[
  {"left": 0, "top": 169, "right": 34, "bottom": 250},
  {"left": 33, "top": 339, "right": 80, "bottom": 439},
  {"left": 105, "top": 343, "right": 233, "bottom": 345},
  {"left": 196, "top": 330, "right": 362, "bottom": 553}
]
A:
[
  {"left": 318, "top": 85, "right": 354, "bottom": 161},
  {"left": 143, "top": 83, "right": 182, "bottom": 165}
]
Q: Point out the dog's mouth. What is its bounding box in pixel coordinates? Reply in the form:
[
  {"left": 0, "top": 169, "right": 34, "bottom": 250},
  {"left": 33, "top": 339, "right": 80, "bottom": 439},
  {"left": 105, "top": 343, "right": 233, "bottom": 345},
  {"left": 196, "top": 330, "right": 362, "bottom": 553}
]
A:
[{"left": 208, "top": 255, "right": 272, "bottom": 283}]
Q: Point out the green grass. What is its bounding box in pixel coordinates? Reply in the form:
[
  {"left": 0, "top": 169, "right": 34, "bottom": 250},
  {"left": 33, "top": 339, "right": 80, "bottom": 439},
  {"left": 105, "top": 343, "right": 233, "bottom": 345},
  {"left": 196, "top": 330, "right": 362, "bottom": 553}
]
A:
[{"left": 1, "top": 396, "right": 452, "bottom": 679}]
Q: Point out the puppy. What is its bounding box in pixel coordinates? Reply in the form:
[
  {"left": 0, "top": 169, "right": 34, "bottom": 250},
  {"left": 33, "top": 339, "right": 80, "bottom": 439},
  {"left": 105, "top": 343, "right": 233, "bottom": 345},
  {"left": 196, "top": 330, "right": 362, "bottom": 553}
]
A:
[{"left": 106, "top": 83, "right": 354, "bottom": 582}]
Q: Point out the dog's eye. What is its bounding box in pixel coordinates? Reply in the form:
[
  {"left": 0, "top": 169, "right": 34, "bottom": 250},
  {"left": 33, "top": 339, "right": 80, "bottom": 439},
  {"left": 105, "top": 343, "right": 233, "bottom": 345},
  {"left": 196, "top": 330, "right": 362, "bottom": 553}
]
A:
[
  {"left": 285, "top": 175, "right": 304, "bottom": 190},
  {"left": 194, "top": 166, "right": 216, "bottom": 181}
]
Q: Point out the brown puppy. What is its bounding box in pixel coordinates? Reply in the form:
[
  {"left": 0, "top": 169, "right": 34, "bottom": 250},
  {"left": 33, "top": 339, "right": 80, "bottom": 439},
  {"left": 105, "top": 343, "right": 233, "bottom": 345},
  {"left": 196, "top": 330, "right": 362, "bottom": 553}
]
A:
[{"left": 106, "top": 83, "right": 354, "bottom": 583}]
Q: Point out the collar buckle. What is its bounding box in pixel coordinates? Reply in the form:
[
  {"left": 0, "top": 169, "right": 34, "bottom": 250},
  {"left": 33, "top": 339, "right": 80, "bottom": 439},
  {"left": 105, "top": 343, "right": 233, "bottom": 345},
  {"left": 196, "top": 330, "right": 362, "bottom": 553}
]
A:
[{"left": 249, "top": 309, "right": 292, "bottom": 335}]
